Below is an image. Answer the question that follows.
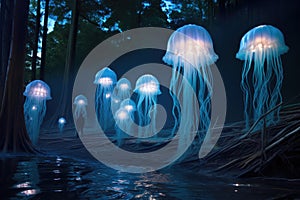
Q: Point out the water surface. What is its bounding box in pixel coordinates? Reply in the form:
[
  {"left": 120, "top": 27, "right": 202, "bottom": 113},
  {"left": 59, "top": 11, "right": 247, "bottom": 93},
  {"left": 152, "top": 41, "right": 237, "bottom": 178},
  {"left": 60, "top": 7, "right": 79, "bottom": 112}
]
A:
[{"left": 1, "top": 156, "right": 299, "bottom": 199}]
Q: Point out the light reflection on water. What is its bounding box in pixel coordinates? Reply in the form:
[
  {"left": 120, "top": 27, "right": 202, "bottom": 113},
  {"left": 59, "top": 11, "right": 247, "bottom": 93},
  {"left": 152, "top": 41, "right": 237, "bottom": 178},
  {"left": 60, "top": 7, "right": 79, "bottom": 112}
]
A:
[{"left": 0, "top": 156, "right": 300, "bottom": 199}]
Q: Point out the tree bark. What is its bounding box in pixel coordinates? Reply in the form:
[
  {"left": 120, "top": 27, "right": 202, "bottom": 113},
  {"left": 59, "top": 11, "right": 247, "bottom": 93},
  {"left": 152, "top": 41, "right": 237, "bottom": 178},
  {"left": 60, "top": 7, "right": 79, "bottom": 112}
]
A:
[
  {"left": 0, "top": 0, "right": 14, "bottom": 109},
  {"left": 31, "top": 0, "right": 41, "bottom": 81},
  {"left": 39, "top": 0, "right": 49, "bottom": 81},
  {"left": 0, "top": 0, "right": 35, "bottom": 153},
  {"left": 48, "top": 0, "right": 80, "bottom": 127}
]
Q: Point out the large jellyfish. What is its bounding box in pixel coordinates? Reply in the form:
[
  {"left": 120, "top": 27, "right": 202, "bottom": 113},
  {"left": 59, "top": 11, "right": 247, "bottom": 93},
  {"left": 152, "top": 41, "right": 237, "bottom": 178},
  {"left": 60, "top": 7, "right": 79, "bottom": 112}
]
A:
[
  {"left": 114, "top": 99, "right": 136, "bottom": 146},
  {"left": 23, "top": 80, "right": 51, "bottom": 145},
  {"left": 162, "top": 24, "right": 218, "bottom": 147},
  {"left": 236, "top": 25, "right": 289, "bottom": 129},
  {"left": 94, "top": 67, "right": 117, "bottom": 131},
  {"left": 111, "top": 78, "right": 132, "bottom": 114},
  {"left": 134, "top": 74, "right": 161, "bottom": 138},
  {"left": 73, "top": 94, "right": 88, "bottom": 136}
]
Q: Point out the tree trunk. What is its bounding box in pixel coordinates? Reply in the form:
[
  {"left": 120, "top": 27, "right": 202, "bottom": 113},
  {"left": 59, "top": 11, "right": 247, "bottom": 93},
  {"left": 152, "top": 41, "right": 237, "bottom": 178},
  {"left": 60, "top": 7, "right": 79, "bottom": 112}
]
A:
[
  {"left": 0, "top": 0, "right": 35, "bottom": 153},
  {"left": 39, "top": 0, "right": 49, "bottom": 81},
  {"left": 48, "top": 0, "right": 80, "bottom": 127},
  {"left": 0, "top": 0, "right": 14, "bottom": 109},
  {"left": 31, "top": 0, "right": 41, "bottom": 81}
]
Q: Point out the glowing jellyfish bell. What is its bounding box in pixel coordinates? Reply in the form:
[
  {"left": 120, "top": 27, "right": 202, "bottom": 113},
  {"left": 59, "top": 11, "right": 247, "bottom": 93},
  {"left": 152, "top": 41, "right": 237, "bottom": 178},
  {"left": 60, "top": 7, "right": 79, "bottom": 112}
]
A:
[
  {"left": 114, "top": 108, "right": 131, "bottom": 146},
  {"left": 120, "top": 98, "right": 136, "bottom": 114},
  {"left": 134, "top": 74, "right": 161, "bottom": 138},
  {"left": 94, "top": 67, "right": 117, "bottom": 130},
  {"left": 111, "top": 78, "right": 132, "bottom": 114},
  {"left": 114, "top": 98, "right": 136, "bottom": 144},
  {"left": 23, "top": 80, "right": 51, "bottom": 145},
  {"left": 73, "top": 94, "right": 88, "bottom": 136},
  {"left": 115, "top": 78, "right": 132, "bottom": 99},
  {"left": 236, "top": 25, "right": 289, "bottom": 129},
  {"left": 163, "top": 24, "right": 218, "bottom": 146},
  {"left": 58, "top": 117, "right": 66, "bottom": 133}
]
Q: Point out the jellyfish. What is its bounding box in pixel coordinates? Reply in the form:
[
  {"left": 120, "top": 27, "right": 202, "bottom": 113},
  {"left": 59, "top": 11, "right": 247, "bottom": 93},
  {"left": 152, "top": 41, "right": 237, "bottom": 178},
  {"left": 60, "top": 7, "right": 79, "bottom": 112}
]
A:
[
  {"left": 111, "top": 78, "right": 132, "bottom": 114},
  {"left": 120, "top": 98, "right": 136, "bottom": 117},
  {"left": 73, "top": 94, "right": 88, "bottom": 136},
  {"left": 114, "top": 99, "right": 136, "bottom": 146},
  {"left": 58, "top": 117, "right": 66, "bottom": 133},
  {"left": 162, "top": 24, "right": 218, "bottom": 147},
  {"left": 236, "top": 25, "right": 289, "bottom": 129},
  {"left": 115, "top": 78, "right": 132, "bottom": 100},
  {"left": 134, "top": 74, "right": 161, "bottom": 138},
  {"left": 94, "top": 67, "right": 117, "bottom": 131},
  {"left": 23, "top": 80, "right": 51, "bottom": 145},
  {"left": 114, "top": 109, "right": 129, "bottom": 146}
]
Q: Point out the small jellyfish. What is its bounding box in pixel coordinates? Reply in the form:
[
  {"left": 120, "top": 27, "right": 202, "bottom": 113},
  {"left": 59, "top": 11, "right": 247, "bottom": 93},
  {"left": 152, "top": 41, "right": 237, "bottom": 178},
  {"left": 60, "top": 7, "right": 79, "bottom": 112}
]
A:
[
  {"left": 120, "top": 98, "right": 136, "bottom": 116},
  {"left": 134, "top": 74, "right": 161, "bottom": 138},
  {"left": 114, "top": 78, "right": 132, "bottom": 100},
  {"left": 94, "top": 67, "right": 117, "bottom": 131},
  {"left": 111, "top": 78, "right": 132, "bottom": 114},
  {"left": 115, "top": 98, "right": 136, "bottom": 139},
  {"left": 163, "top": 24, "right": 218, "bottom": 148},
  {"left": 114, "top": 98, "right": 137, "bottom": 144},
  {"left": 73, "top": 94, "right": 88, "bottom": 136},
  {"left": 236, "top": 25, "right": 289, "bottom": 129},
  {"left": 58, "top": 117, "right": 66, "bottom": 133},
  {"left": 23, "top": 80, "right": 51, "bottom": 145},
  {"left": 114, "top": 108, "right": 131, "bottom": 146}
]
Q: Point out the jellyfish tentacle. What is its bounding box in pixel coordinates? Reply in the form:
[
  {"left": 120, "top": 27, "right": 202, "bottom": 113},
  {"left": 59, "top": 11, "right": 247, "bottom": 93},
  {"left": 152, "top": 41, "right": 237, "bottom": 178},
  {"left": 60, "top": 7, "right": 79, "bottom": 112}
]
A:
[
  {"left": 134, "top": 74, "right": 161, "bottom": 139},
  {"left": 23, "top": 80, "right": 51, "bottom": 145},
  {"left": 163, "top": 24, "right": 218, "bottom": 152},
  {"left": 94, "top": 67, "right": 117, "bottom": 131},
  {"left": 237, "top": 25, "right": 288, "bottom": 130}
]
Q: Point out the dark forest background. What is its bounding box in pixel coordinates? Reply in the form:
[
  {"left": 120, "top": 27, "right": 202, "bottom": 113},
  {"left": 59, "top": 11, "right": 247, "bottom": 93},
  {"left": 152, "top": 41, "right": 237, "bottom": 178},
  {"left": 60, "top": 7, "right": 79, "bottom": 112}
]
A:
[{"left": 1, "top": 0, "right": 300, "bottom": 151}]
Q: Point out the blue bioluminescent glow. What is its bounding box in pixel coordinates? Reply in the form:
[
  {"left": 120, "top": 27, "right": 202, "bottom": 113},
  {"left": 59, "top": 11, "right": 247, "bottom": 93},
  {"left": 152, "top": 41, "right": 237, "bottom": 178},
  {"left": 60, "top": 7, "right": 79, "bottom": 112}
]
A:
[
  {"left": 73, "top": 94, "right": 88, "bottom": 136},
  {"left": 94, "top": 67, "right": 117, "bottom": 131},
  {"left": 114, "top": 98, "right": 136, "bottom": 146},
  {"left": 114, "top": 108, "right": 130, "bottom": 146},
  {"left": 134, "top": 74, "right": 161, "bottom": 139},
  {"left": 23, "top": 80, "right": 51, "bottom": 145},
  {"left": 163, "top": 24, "right": 218, "bottom": 149},
  {"left": 111, "top": 78, "right": 132, "bottom": 115},
  {"left": 120, "top": 98, "right": 136, "bottom": 114},
  {"left": 236, "top": 25, "right": 289, "bottom": 129},
  {"left": 58, "top": 117, "right": 66, "bottom": 133}
]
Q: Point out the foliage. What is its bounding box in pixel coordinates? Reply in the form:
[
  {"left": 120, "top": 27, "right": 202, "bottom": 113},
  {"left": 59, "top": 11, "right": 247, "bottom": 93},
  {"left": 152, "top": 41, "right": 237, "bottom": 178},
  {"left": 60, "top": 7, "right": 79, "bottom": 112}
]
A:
[{"left": 23, "top": 0, "right": 247, "bottom": 125}]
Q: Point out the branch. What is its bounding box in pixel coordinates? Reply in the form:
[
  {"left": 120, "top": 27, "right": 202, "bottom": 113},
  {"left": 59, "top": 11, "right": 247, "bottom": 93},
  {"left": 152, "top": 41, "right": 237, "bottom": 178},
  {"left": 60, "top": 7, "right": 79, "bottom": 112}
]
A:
[
  {"left": 79, "top": 14, "right": 100, "bottom": 28},
  {"left": 241, "top": 102, "right": 283, "bottom": 139}
]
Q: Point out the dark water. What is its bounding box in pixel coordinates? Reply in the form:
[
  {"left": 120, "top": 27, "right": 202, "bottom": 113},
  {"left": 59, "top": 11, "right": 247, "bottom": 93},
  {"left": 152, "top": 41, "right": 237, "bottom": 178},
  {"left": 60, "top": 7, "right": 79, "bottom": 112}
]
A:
[{"left": 1, "top": 155, "right": 300, "bottom": 200}]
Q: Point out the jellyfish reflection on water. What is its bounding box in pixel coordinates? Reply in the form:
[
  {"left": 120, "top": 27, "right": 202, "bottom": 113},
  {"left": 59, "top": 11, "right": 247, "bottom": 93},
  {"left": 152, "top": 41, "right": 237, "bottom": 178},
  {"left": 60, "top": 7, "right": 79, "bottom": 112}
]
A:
[
  {"left": 94, "top": 67, "right": 117, "bottom": 131},
  {"left": 134, "top": 74, "right": 161, "bottom": 139},
  {"left": 23, "top": 80, "right": 51, "bottom": 145},
  {"left": 236, "top": 25, "right": 289, "bottom": 129},
  {"left": 163, "top": 24, "right": 218, "bottom": 148}
]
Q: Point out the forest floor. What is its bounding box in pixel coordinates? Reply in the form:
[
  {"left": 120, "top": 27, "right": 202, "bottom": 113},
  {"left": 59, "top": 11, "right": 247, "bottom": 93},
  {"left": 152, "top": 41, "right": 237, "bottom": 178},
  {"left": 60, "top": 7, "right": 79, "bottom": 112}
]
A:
[
  {"left": 37, "top": 103, "right": 300, "bottom": 179},
  {"left": 38, "top": 127, "right": 97, "bottom": 162}
]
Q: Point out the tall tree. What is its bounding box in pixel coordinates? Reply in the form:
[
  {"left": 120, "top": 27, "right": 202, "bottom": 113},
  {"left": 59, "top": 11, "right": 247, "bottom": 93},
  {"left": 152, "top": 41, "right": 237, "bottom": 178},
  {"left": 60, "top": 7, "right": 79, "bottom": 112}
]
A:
[
  {"left": 48, "top": 0, "right": 80, "bottom": 127},
  {"left": 40, "top": 0, "right": 49, "bottom": 80},
  {"left": 0, "top": 0, "right": 14, "bottom": 108},
  {"left": 31, "top": 0, "right": 41, "bottom": 80},
  {"left": 0, "top": 0, "right": 35, "bottom": 153}
]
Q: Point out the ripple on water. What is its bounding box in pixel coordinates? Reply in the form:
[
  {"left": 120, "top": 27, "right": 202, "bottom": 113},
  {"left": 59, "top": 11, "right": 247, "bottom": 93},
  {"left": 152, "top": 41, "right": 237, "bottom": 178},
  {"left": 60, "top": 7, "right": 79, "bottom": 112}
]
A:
[{"left": 0, "top": 155, "right": 300, "bottom": 199}]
